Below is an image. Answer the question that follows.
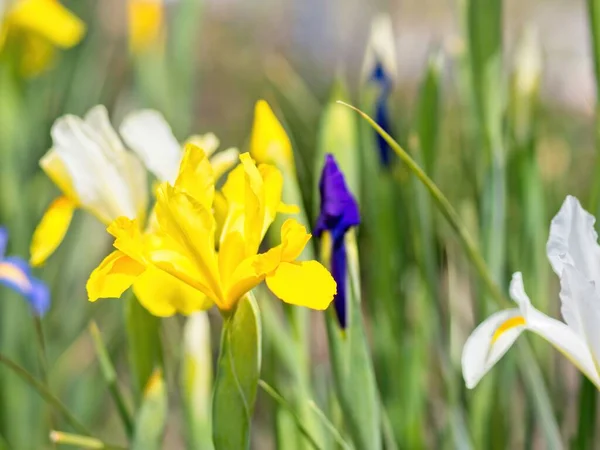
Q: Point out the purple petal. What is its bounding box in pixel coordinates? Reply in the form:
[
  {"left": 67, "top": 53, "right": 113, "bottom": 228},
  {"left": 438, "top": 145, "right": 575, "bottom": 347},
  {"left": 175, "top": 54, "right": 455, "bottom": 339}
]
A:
[
  {"left": 0, "top": 227, "right": 7, "bottom": 259},
  {"left": 0, "top": 258, "right": 50, "bottom": 316},
  {"left": 331, "top": 237, "right": 348, "bottom": 328},
  {"left": 315, "top": 154, "right": 360, "bottom": 241}
]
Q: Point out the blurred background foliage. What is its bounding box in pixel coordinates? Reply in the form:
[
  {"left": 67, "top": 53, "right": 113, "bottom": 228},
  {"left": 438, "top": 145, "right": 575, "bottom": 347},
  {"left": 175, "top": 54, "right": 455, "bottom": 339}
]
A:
[{"left": 1, "top": 0, "right": 599, "bottom": 448}]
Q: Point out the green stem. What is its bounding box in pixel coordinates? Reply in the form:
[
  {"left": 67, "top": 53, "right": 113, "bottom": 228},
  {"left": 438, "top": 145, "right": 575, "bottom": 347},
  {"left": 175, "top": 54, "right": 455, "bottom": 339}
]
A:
[
  {"left": 0, "top": 353, "right": 90, "bottom": 436},
  {"left": 88, "top": 322, "right": 134, "bottom": 438},
  {"left": 32, "top": 316, "right": 56, "bottom": 440},
  {"left": 49, "top": 431, "right": 126, "bottom": 450},
  {"left": 258, "top": 380, "right": 322, "bottom": 450},
  {"left": 306, "top": 401, "right": 352, "bottom": 450}
]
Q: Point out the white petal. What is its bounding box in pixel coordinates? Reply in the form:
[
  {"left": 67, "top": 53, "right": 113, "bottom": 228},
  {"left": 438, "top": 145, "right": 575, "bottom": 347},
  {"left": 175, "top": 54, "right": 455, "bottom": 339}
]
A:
[
  {"left": 84, "top": 105, "right": 127, "bottom": 156},
  {"left": 512, "top": 270, "right": 600, "bottom": 387},
  {"left": 51, "top": 115, "right": 138, "bottom": 222},
  {"left": 462, "top": 309, "right": 525, "bottom": 389},
  {"left": 361, "top": 13, "right": 397, "bottom": 83},
  {"left": 559, "top": 265, "right": 600, "bottom": 382},
  {"left": 186, "top": 133, "right": 221, "bottom": 157},
  {"left": 209, "top": 147, "right": 239, "bottom": 181},
  {"left": 119, "top": 110, "right": 182, "bottom": 183},
  {"left": 84, "top": 106, "right": 148, "bottom": 217},
  {"left": 547, "top": 195, "right": 600, "bottom": 284}
]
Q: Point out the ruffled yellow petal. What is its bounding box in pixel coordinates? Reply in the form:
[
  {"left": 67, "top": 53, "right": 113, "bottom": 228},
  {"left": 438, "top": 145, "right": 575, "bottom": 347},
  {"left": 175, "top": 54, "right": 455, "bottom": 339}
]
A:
[
  {"left": 40, "top": 149, "right": 79, "bottom": 203},
  {"left": 133, "top": 267, "right": 213, "bottom": 317},
  {"left": 175, "top": 144, "right": 214, "bottom": 210},
  {"left": 7, "top": 0, "right": 85, "bottom": 48},
  {"left": 250, "top": 100, "right": 294, "bottom": 168},
  {"left": 30, "top": 196, "right": 76, "bottom": 267},
  {"left": 107, "top": 217, "right": 146, "bottom": 263},
  {"left": 266, "top": 261, "right": 336, "bottom": 310},
  {"left": 154, "top": 184, "right": 222, "bottom": 300},
  {"left": 279, "top": 219, "right": 311, "bottom": 262},
  {"left": 87, "top": 251, "right": 145, "bottom": 301},
  {"left": 128, "top": 0, "right": 164, "bottom": 53}
]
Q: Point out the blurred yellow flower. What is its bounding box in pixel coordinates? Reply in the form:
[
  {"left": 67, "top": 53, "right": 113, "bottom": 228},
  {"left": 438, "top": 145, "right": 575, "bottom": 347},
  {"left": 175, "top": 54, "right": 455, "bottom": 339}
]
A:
[
  {"left": 1, "top": 0, "right": 85, "bottom": 75},
  {"left": 128, "top": 0, "right": 164, "bottom": 53},
  {"left": 87, "top": 144, "right": 336, "bottom": 315},
  {"left": 250, "top": 100, "right": 295, "bottom": 171}
]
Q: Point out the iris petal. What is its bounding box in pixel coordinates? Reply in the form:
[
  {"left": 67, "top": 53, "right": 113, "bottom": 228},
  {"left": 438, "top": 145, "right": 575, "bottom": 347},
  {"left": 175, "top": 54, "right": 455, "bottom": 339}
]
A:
[
  {"left": 30, "top": 196, "right": 76, "bottom": 267},
  {"left": 315, "top": 154, "right": 360, "bottom": 328},
  {"left": 266, "top": 261, "right": 336, "bottom": 310},
  {"left": 0, "top": 258, "right": 50, "bottom": 316}
]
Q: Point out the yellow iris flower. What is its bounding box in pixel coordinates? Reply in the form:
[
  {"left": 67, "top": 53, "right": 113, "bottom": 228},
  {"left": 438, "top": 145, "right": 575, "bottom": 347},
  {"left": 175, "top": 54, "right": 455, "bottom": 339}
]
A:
[
  {"left": 1, "top": 0, "right": 85, "bottom": 75},
  {"left": 87, "top": 144, "right": 337, "bottom": 315}
]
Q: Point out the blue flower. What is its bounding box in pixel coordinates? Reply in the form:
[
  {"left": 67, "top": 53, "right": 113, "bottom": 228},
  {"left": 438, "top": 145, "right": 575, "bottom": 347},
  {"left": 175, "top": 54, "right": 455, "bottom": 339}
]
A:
[
  {"left": 315, "top": 155, "right": 360, "bottom": 328},
  {"left": 370, "top": 58, "right": 394, "bottom": 167},
  {"left": 0, "top": 228, "right": 50, "bottom": 316}
]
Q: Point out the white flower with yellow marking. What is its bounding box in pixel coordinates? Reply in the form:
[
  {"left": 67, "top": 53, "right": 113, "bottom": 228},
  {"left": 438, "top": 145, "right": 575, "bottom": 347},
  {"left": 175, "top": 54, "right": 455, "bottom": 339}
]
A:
[
  {"left": 462, "top": 195, "right": 600, "bottom": 389},
  {"left": 30, "top": 105, "right": 148, "bottom": 266}
]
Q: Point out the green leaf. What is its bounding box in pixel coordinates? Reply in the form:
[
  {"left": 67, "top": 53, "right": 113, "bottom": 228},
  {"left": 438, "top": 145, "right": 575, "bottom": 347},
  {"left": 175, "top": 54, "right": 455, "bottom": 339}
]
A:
[
  {"left": 314, "top": 79, "right": 360, "bottom": 204},
  {"left": 212, "top": 292, "right": 262, "bottom": 450},
  {"left": 132, "top": 370, "right": 168, "bottom": 450},
  {"left": 125, "top": 294, "right": 163, "bottom": 404},
  {"left": 414, "top": 51, "right": 443, "bottom": 176},
  {"left": 324, "top": 232, "right": 381, "bottom": 450}
]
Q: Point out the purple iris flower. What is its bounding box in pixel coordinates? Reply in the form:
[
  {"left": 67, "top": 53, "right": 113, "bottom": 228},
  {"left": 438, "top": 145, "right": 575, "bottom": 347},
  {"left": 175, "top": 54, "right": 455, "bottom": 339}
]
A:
[
  {"left": 370, "top": 59, "right": 394, "bottom": 167},
  {"left": 315, "top": 155, "right": 360, "bottom": 328},
  {"left": 0, "top": 228, "right": 50, "bottom": 316}
]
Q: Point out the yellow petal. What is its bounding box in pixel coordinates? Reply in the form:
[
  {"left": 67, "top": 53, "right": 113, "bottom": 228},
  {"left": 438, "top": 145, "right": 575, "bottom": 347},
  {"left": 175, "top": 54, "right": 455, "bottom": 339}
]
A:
[
  {"left": 250, "top": 100, "right": 294, "bottom": 169},
  {"left": 87, "top": 251, "right": 145, "bottom": 301},
  {"left": 279, "top": 219, "right": 311, "bottom": 262},
  {"left": 266, "top": 261, "right": 336, "bottom": 310},
  {"left": 128, "top": 0, "right": 164, "bottom": 53},
  {"left": 223, "top": 256, "right": 264, "bottom": 310},
  {"left": 258, "top": 163, "right": 284, "bottom": 236},
  {"left": 240, "top": 153, "right": 264, "bottom": 256},
  {"left": 213, "top": 192, "right": 228, "bottom": 244},
  {"left": 175, "top": 144, "right": 215, "bottom": 211},
  {"left": 218, "top": 231, "right": 246, "bottom": 289},
  {"left": 30, "top": 196, "right": 76, "bottom": 267},
  {"left": 7, "top": 0, "right": 85, "bottom": 48},
  {"left": 154, "top": 184, "right": 222, "bottom": 300},
  {"left": 133, "top": 267, "right": 213, "bottom": 317},
  {"left": 277, "top": 202, "right": 300, "bottom": 215},
  {"left": 107, "top": 217, "right": 146, "bottom": 263},
  {"left": 40, "top": 149, "right": 79, "bottom": 203}
]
